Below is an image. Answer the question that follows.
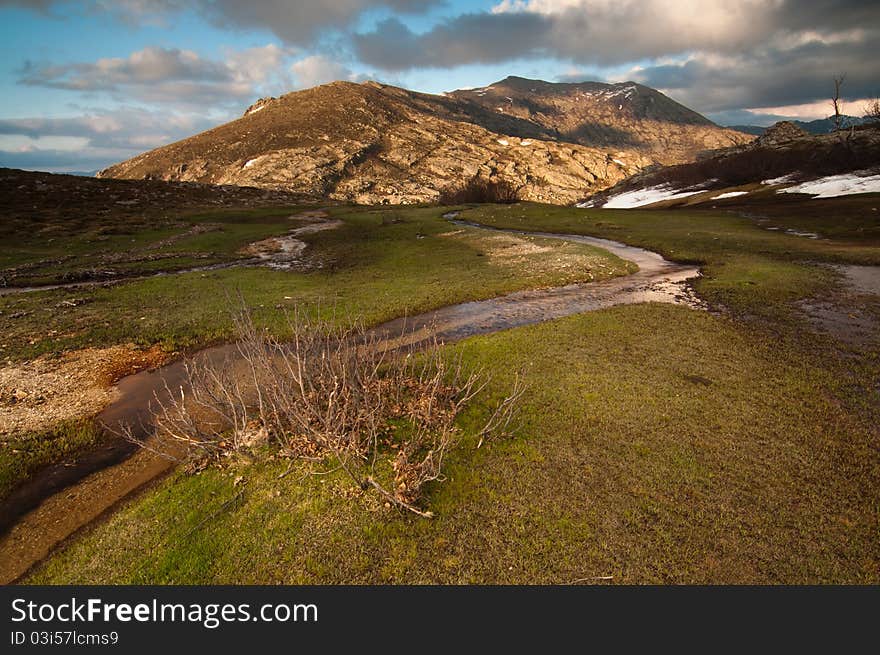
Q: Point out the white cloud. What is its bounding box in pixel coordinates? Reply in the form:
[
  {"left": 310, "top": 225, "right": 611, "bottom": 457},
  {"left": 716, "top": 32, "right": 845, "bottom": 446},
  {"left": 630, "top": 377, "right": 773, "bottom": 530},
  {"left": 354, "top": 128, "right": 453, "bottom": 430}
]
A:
[
  {"left": 290, "top": 55, "right": 354, "bottom": 88},
  {"left": 748, "top": 99, "right": 874, "bottom": 120},
  {"left": 0, "top": 106, "right": 223, "bottom": 171},
  {"left": 19, "top": 44, "right": 295, "bottom": 108}
]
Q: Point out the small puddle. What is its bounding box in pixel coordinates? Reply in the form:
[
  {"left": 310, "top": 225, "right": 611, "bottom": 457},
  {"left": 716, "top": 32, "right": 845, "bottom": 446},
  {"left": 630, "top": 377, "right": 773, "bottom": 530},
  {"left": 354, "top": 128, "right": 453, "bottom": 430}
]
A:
[
  {"left": 0, "top": 216, "right": 703, "bottom": 582},
  {"left": 798, "top": 264, "right": 880, "bottom": 347},
  {"left": 748, "top": 216, "right": 822, "bottom": 240},
  {"left": 836, "top": 264, "right": 880, "bottom": 296}
]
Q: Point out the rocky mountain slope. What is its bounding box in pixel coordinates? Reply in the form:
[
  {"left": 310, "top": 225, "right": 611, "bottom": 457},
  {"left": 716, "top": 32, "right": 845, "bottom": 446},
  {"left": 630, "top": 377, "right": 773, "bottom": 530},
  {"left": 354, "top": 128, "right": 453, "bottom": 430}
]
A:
[
  {"left": 449, "top": 77, "right": 745, "bottom": 161},
  {"left": 578, "top": 122, "right": 880, "bottom": 208},
  {"left": 98, "top": 77, "right": 752, "bottom": 205}
]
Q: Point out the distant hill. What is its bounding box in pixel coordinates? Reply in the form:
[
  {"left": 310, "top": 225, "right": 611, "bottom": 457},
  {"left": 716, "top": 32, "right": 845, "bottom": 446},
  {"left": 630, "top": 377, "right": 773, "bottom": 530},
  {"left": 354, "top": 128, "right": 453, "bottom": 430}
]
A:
[
  {"left": 97, "top": 77, "right": 752, "bottom": 206},
  {"left": 578, "top": 122, "right": 880, "bottom": 208},
  {"left": 728, "top": 115, "right": 870, "bottom": 137}
]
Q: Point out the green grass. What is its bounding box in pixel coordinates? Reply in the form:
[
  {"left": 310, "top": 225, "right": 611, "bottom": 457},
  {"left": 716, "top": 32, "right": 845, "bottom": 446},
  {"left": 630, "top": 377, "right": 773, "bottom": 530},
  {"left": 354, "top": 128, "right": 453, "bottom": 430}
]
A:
[
  {"left": 29, "top": 304, "right": 879, "bottom": 584},
  {"left": 8, "top": 198, "right": 880, "bottom": 584},
  {"left": 0, "top": 206, "right": 632, "bottom": 362},
  {"left": 460, "top": 202, "right": 880, "bottom": 320},
  {"left": 728, "top": 193, "right": 880, "bottom": 243},
  {"left": 0, "top": 419, "right": 105, "bottom": 500},
  {"left": 1, "top": 207, "right": 307, "bottom": 285}
]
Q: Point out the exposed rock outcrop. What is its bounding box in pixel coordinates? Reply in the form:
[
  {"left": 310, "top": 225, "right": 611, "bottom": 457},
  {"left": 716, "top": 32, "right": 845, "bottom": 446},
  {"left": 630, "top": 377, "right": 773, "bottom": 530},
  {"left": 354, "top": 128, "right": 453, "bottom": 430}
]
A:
[
  {"left": 98, "top": 78, "right": 753, "bottom": 205},
  {"left": 756, "top": 121, "right": 810, "bottom": 146}
]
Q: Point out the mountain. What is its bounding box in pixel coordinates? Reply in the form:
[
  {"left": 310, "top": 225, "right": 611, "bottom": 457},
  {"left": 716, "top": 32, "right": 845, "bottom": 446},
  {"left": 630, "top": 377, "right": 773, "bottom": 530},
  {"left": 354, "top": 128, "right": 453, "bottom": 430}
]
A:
[
  {"left": 578, "top": 122, "right": 880, "bottom": 209},
  {"left": 726, "top": 125, "right": 767, "bottom": 136},
  {"left": 98, "top": 77, "right": 752, "bottom": 205},
  {"left": 449, "top": 77, "right": 746, "bottom": 162},
  {"left": 728, "top": 115, "right": 870, "bottom": 137}
]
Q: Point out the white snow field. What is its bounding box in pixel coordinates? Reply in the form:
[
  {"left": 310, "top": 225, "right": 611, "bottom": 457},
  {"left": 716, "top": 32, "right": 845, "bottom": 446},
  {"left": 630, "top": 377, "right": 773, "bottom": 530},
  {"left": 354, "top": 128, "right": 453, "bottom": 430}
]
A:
[
  {"left": 599, "top": 185, "right": 703, "bottom": 208},
  {"left": 779, "top": 171, "right": 880, "bottom": 198}
]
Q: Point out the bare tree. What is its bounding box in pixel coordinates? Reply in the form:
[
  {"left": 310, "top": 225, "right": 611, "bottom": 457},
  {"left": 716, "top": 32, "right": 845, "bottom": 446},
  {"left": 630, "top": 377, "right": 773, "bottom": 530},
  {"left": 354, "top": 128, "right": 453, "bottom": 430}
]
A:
[
  {"left": 831, "top": 74, "right": 846, "bottom": 131},
  {"left": 864, "top": 98, "right": 880, "bottom": 125}
]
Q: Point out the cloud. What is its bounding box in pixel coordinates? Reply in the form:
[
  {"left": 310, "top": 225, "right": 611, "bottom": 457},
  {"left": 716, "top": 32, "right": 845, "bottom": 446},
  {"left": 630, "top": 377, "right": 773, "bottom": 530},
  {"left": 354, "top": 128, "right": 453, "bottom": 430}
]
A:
[
  {"left": 2, "top": 1, "right": 444, "bottom": 43},
  {"left": 630, "top": 38, "right": 880, "bottom": 114},
  {"left": 5, "top": 0, "right": 880, "bottom": 128},
  {"left": 290, "top": 55, "right": 355, "bottom": 88},
  {"left": 354, "top": 14, "right": 550, "bottom": 70},
  {"left": 0, "top": 0, "right": 55, "bottom": 9},
  {"left": 0, "top": 107, "right": 222, "bottom": 171},
  {"left": 0, "top": 147, "right": 128, "bottom": 173},
  {"left": 354, "top": 1, "right": 792, "bottom": 70},
  {"left": 197, "top": 0, "right": 443, "bottom": 45},
  {"left": 18, "top": 44, "right": 294, "bottom": 108},
  {"left": 351, "top": 0, "right": 880, "bottom": 116},
  {"left": 3, "top": 45, "right": 360, "bottom": 172},
  {"left": 0, "top": 109, "right": 217, "bottom": 149}
]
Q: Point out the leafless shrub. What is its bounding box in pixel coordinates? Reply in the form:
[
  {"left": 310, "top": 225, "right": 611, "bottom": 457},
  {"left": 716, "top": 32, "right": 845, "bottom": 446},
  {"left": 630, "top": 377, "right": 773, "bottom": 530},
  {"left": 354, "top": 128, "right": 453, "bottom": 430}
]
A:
[
  {"left": 864, "top": 98, "right": 880, "bottom": 125},
  {"left": 438, "top": 176, "right": 520, "bottom": 205},
  {"left": 124, "top": 307, "right": 525, "bottom": 517}
]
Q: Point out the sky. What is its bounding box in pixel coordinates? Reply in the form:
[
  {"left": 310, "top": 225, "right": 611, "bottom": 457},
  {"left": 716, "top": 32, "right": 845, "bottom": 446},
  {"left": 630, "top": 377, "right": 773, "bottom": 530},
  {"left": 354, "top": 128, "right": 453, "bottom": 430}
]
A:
[{"left": 0, "top": 0, "right": 878, "bottom": 173}]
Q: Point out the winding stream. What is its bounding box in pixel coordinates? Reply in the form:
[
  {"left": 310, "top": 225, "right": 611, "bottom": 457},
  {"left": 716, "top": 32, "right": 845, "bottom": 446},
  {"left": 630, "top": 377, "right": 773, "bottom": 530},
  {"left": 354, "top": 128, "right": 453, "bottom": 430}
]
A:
[{"left": 0, "top": 218, "right": 702, "bottom": 583}]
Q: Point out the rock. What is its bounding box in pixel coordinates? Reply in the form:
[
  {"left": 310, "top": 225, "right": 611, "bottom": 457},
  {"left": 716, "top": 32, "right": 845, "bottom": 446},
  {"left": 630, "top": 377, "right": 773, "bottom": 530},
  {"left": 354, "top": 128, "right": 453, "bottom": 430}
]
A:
[
  {"left": 97, "top": 78, "right": 753, "bottom": 205},
  {"left": 243, "top": 97, "right": 277, "bottom": 117},
  {"left": 756, "top": 121, "right": 810, "bottom": 146}
]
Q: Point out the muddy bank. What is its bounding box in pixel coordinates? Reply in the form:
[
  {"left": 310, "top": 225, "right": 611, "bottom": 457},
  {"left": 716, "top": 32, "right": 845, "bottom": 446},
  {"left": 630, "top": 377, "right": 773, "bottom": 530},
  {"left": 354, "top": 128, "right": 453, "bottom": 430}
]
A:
[
  {"left": 0, "top": 218, "right": 702, "bottom": 583},
  {"left": 0, "top": 344, "right": 169, "bottom": 437},
  {"left": 0, "top": 444, "right": 176, "bottom": 583},
  {"left": 239, "top": 214, "right": 343, "bottom": 270}
]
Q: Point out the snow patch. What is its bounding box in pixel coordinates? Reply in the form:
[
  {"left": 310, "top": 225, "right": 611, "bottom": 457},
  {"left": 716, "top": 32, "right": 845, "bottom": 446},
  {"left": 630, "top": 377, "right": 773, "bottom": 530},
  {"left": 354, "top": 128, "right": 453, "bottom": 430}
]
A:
[
  {"left": 785, "top": 229, "right": 820, "bottom": 239},
  {"left": 779, "top": 171, "right": 880, "bottom": 198},
  {"left": 602, "top": 185, "right": 703, "bottom": 209},
  {"left": 762, "top": 174, "right": 795, "bottom": 185},
  {"left": 710, "top": 191, "right": 749, "bottom": 200},
  {"left": 520, "top": 139, "right": 533, "bottom": 146},
  {"left": 243, "top": 157, "right": 262, "bottom": 169},
  {"left": 496, "top": 138, "right": 509, "bottom": 146}
]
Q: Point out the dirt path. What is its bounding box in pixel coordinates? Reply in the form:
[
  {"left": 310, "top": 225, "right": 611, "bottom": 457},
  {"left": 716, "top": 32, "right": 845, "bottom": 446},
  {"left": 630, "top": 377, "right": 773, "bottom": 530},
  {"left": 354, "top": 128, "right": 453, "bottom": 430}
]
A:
[{"left": 0, "top": 218, "right": 702, "bottom": 583}]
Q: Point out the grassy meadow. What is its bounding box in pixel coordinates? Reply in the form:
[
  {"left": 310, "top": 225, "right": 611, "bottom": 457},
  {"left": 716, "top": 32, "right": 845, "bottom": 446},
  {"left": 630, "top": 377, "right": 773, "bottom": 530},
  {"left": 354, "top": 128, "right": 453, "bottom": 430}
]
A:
[
  {"left": 3, "top": 196, "right": 878, "bottom": 583},
  {"left": 0, "top": 205, "right": 630, "bottom": 503}
]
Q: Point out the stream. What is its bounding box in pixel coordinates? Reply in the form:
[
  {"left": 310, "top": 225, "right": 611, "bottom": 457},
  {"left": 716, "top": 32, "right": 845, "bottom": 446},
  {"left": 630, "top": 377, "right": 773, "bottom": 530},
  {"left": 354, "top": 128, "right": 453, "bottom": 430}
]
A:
[
  {"left": 0, "top": 217, "right": 702, "bottom": 583},
  {"left": 0, "top": 212, "right": 341, "bottom": 296}
]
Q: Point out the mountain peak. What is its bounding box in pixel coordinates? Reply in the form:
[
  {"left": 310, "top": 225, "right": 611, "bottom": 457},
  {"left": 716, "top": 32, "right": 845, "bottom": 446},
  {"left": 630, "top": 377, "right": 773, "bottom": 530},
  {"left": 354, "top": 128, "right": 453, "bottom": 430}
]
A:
[
  {"left": 449, "top": 76, "right": 728, "bottom": 134},
  {"left": 99, "top": 76, "right": 752, "bottom": 206}
]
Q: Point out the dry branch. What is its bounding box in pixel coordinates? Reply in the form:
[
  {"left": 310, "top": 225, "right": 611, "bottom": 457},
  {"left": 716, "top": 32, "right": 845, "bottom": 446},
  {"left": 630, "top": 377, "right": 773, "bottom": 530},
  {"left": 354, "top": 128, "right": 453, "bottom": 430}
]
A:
[{"left": 122, "top": 305, "right": 525, "bottom": 517}]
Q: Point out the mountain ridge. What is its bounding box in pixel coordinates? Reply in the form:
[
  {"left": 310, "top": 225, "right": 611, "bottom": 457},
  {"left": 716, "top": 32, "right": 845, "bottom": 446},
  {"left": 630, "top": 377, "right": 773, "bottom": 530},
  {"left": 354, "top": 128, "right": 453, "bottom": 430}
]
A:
[
  {"left": 728, "top": 115, "right": 871, "bottom": 136},
  {"left": 98, "top": 77, "right": 752, "bottom": 205}
]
